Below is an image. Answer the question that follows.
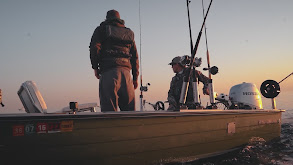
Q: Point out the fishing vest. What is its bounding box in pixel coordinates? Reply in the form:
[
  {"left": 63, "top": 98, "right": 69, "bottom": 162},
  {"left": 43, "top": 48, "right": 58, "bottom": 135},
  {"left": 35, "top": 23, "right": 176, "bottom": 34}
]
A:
[{"left": 103, "top": 25, "right": 134, "bottom": 58}]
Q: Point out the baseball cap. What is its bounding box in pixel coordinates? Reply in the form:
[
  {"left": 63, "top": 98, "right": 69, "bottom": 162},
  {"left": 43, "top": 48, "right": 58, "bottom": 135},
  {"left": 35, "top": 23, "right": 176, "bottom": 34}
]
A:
[{"left": 168, "top": 56, "right": 181, "bottom": 65}]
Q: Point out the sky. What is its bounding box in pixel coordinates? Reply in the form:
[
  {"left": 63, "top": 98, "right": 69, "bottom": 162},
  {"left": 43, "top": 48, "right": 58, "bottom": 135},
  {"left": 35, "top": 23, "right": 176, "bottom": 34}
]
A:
[{"left": 0, "top": 0, "right": 292, "bottom": 113}]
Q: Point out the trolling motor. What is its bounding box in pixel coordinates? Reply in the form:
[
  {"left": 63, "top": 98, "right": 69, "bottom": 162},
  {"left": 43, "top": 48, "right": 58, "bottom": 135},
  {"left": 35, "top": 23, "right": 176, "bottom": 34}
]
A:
[
  {"left": 0, "top": 89, "right": 5, "bottom": 107},
  {"left": 260, "top": 72, "right": 292, "bottom": 109}
]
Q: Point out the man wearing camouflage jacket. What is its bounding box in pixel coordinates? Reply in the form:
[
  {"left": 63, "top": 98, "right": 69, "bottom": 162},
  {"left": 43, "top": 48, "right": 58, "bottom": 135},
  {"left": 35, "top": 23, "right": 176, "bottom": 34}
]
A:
[{"left": 167, "top": 56, "right": 210, "bottom": 110}]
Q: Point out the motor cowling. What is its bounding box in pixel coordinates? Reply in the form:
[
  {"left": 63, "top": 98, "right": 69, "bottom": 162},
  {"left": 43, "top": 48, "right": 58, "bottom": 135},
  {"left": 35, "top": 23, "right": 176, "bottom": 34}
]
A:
[{"left": 229, "top": 82, "right": 263, "bottom": 110}]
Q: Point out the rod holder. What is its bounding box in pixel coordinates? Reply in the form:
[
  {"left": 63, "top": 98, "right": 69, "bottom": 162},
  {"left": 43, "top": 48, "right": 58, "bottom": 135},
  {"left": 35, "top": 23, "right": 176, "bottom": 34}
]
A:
[{"left": 271, "top": 98, "right": 276, "bottom": 110}]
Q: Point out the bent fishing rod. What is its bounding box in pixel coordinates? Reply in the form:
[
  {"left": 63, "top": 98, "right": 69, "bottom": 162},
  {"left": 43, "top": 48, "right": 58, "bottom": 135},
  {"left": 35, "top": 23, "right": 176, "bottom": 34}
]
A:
[{"left": 179, "top": 0, "right": 213, "bottom": 105}]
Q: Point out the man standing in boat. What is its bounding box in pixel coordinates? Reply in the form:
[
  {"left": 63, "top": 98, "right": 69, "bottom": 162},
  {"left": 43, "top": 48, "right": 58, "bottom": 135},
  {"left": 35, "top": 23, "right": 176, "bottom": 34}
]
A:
[
  {"left": 167, "top": 56, "right": 209, "bottom": 110},
  {"left": 89, "top": 9, "right": 139, "bottom": 112}
]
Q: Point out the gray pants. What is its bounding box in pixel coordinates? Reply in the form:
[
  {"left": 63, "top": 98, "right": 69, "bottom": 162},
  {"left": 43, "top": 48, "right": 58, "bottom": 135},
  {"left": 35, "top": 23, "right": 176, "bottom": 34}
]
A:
[{"left": 99, "top": 67, "right": 135, "bottom": 112}]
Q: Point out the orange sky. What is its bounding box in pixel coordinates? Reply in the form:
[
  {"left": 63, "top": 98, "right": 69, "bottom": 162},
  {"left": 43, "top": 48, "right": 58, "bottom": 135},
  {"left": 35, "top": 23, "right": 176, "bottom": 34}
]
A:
[{"left": 0, "top": 1, "right": 292, "bottom": 113}]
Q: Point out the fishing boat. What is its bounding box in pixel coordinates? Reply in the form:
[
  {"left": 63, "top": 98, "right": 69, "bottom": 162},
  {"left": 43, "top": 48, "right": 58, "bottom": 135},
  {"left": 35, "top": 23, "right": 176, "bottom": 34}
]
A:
[
  {"left": 0, "top": 104, "right": 283, "bottom": 165},
  {"left": 0, "top": 79, "right": 286, "bottom": 165},
  {"left": 0, "top": 0, "right": 290, "bottom": 164},
  {"left": 0, "top": 71, "right": 289, "bottom": 165}
]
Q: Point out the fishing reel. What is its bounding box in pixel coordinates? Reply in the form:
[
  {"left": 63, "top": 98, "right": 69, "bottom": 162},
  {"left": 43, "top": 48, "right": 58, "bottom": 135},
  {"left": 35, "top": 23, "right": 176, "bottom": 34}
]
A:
[
  {"left": 154, "top": 101, "right": 165, "bottom": 111},
  {"left": 203, "top": 66, "right": 219, "bottom": 75},
  {"left": 140, "top": 83, "right": 150, "bottom": 92},
  {"left": 180, "top": 55, "right": 202, "bottom": 67},
  {"left": 259, "top": 72, "right": 292, "bottom": 109},
  {"left": 260, "top": 80, "right": 280, "bottom": 98},
  {"left": 145, "top": 101, "right": 165, "bottom": 111},
  {"left": 260, "top": 72, "right": 293, "bottom": 99}
]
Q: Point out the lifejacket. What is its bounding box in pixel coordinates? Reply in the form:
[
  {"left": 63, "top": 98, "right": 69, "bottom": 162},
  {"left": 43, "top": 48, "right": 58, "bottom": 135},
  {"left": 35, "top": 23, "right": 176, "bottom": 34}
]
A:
[{"left": 102, "top": 25, "right": 134, "bottom": 59}]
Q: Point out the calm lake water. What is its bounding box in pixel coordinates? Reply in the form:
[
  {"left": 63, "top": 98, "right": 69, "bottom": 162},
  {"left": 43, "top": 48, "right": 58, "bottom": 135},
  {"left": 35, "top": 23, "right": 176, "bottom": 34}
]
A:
[{"left": 166, "top": 109, "right": 293, "bottom": 165}]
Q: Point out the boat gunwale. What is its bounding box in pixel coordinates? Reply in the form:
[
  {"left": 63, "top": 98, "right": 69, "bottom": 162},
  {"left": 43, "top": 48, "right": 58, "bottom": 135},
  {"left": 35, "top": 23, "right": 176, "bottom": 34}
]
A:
[{"left": 0, "top": 109, "right": 284, "bottom": 121}]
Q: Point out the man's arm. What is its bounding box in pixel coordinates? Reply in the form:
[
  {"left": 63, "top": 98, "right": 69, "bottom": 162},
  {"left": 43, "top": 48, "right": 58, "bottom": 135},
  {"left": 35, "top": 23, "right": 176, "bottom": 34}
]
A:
[
  {"left": 90, "top": 27, "right": 103, "bottom": 79},
  {"left": 195, "top": 70, "right": 210, "bottom": 95},
  {"left": 130, "top": 41, "right": 139, "bottom": 89},
  {"left": 89, "top": 27, "right": 101, "bottom": 69}
]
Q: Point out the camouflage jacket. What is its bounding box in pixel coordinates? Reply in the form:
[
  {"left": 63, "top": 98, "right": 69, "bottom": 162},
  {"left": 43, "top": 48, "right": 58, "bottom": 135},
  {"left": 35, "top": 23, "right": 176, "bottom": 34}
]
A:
[{"left": 167, "top": 68, "right": 210, "bottom": 110}]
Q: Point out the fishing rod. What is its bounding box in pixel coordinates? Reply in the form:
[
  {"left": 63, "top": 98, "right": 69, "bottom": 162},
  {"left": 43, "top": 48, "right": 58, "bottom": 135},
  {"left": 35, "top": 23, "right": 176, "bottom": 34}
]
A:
[
  {"left": 138, "top": 0, "right": 151, "bottom": 111},
  {"left": 279, "top": 72, "right": 293, "bottom": 84},
  {"left": 191, "top": 0, "right": 213, "bottom": 59},
  {"left": 179, "top": 0, "right": 213, "bottom": 106},
  {"left": 139, "top": 0, "right": 143, "bottom": 111},
  {"left": 201, "top": 0, "right": 216, "bottom": 107},
  {"left": 184, "top": 0, "right": 200, "bottom": 107},
  {"left": 201, "top": 0, "right": 211, "bottom": 79},
  {"left": 186, "top": 0, "right": 194, "bottom": 54}
]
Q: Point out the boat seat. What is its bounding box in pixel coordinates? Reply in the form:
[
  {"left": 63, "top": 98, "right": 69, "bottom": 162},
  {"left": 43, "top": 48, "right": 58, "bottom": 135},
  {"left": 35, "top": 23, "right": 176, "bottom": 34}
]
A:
[{"left": 17, "top": 81, "right": 47, "bottom": 113}]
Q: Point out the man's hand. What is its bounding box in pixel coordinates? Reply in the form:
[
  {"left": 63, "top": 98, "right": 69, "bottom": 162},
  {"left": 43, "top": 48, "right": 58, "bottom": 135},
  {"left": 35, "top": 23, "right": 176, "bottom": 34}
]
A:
[
  {"left": 94, "top": 69, "right": 100, "bottom": 79},
  {"left": 133, "top": 80, "right": 138, "bottom": 89}
]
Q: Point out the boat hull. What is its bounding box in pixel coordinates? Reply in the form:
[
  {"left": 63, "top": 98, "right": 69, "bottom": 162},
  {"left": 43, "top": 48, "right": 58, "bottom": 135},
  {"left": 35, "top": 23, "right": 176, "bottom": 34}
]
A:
[{"left": 0, "top": 110, "right": 282, "bottom": 164}]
